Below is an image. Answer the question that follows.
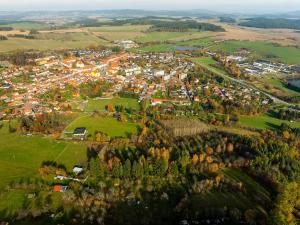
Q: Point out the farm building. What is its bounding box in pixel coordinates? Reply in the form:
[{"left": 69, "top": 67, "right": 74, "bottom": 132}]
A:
[
  {"left": 73, "top": 127, "right": 87, "bottom": 140},
  {"left": 53, "top": 185, "right": 68, "bottom": 192}
]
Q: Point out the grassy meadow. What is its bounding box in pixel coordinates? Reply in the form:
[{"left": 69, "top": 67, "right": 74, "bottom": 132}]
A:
[
  {"left": 0, "top": 32, "right": 110, "bottom": 52},
  {"left": 65, "top": 115, "right": 139, "bottom": 137},
  {"left": 239, "top": 114, "right": 300, "bottom": 130},
  {"left": 0, "top": 124, "right": 87, "bottom": 190},
  {"left": 85, "top": 97, "right": 140, "bottom": 112}
]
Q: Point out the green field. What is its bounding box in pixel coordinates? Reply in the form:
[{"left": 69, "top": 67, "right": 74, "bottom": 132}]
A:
[
  {"left": 86, "top": 97, "right": 140, "bottom": 112},
  {"left": 0, "top": 124, "right": 87, "bottom": 190},
  {"left": 65, "top": 115, "right": 139, "bottom": 137},
  {"left": 212, "top": 40, "right": 300, "bottom": 64},
  {"left": 0, "top": 32, "right": 110, "bottom": 52},
  {"left": 239, "top": 114, "right": 300, "bottom": 130},
  {"left": 177, "top": 37, "right": 214, "bottom": 48},
  {"left": 136, "top": 32, "right": 197, "bottom": 43},
  {"left": 89, "top": 25, "right": 150, "bottom": 32},
  {"left": 264, "top": 78, "right": 300, "bottom": 96},
  {"left": 0, "top": 21, "right": 49, "bottom": 30},
  {"left": 191, "top": 57, "right": 230, "bottom": 75}
]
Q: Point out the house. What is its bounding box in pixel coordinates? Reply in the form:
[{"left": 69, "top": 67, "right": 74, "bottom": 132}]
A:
[
  {"left": 73, "top": 166, "right": 84, "bottom": 175},
  {"left": 53, "top": 185, "right": 68, "bottom": 192},
  {"left": 73, "top": 127, "right": 87, "bottom": 140},
  {"left": 153, "top": 70, "right": 165, "bottom": 77},
  {"left": 119, "top": 40, "right": 138, "bottom": 49}
]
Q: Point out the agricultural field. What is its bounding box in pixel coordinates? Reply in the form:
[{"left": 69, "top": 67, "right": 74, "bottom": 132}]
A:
[
  {"left": 0, "top": 32, "right": 110, "bottom": 52},
  {"left": 136, "top": 31, "right": 200, "bottom": 43},
  {"left": 85, "top": 97, "right": 140, "bottom": 112},
  {"left": 177, "top": 37, "right": 215, "bottom": 48},
  {"left": 87, "top": 25, "right": 149, "bottom": 41},
  {"left": 211, "top": 40, "right": 300, "bottom": 64},
  {"left": 0, "top": 124, "right": 87, "bottom": 190},
  {"left": 239, "top": 114, "right": 300, "bottom": 130},
  {"left": 88, "top": 25, "right": 150, "bottom": 32},
  {"left": 65, "top": 115, "right": 139, "bottom": 137},
  {"left": 0, "top": 21, "right": 49, "bottom": 30}
]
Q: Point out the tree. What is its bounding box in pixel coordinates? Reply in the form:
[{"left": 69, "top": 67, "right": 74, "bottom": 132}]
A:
[
  {"left": 141, "top": 99, "right": 150, "bottom": 112},
  {"left": 226, "top": 143, "right": 234, "bottom": 154},
  {"left": 169, "top": 161, "right": 179, "bottom": 176},
  {"left": 106, "top": 104, "right": 114, "bottom": 112},
  {"left": 270, "top": 182, "right": 300, "bottom": 225},
  {"left": 123, "top": 159, "right": 132, "bottom": 178},
  {"left": 192, "top": 154, "right": 199, "bottom": 165},
  {"left": 132, "top": 161, "right": 143, "bottom": 179}
]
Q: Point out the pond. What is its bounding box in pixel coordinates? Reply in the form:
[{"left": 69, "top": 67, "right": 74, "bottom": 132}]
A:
[{"left": 288, "top": 79, "right": 300, "bottom": 89}]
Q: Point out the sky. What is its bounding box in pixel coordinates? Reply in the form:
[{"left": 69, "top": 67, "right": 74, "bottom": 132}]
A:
[{"left": 1, "top": 0, "right": 300, "bottom": 12}]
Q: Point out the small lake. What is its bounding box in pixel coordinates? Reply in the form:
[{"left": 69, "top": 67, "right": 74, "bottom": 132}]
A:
[{"left": 288, "top": 79, "right": 300, "bottom": 89}]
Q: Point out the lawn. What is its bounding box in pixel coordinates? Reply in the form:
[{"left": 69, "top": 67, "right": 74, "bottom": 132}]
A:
[
  {"left": 85, "top": 97, "right": 140, "bottom": 112},
  {"left": 239, "top": 114, "right": 300, "bottom": 130},
  {"left": 0, "top": 124, "right": 87, "bottom": 190},
  {"left": 212, "top": 40, "right": 300, "bottom": 64},
  {"left": 65, "top": 115, "right": 139, "bottom": 137}
]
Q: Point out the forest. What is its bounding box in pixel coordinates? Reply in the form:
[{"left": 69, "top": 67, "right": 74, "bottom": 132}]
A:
[{"left": 239, "top": 17, "right": 300, "bottom": 29}]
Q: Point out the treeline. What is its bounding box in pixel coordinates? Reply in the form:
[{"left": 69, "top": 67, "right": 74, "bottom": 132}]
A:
[
  {"left": 219, "top": 17, "right": 236, "bottom": 24},
  {"left": 7, "top": 34, "right": 35, "bottom": 39},
  {"left": 9, "top": 113, "right": 67, "bottom": 135},
  {"left": 0, "top": 35, "right": 8, "bottom": 40},
  {"left": 0, "top": 27, "right": 13, "bottom": 31},
  {"left": 79, "top": 80, "right": 112, "bottom": 99},
  {"left": 0, "top": 51, "right": 44, "bottom": 66},
  {"left": 147, "top": 20, "right": 225, "bottom": 32},
  {"left": 239, "top": 17, "right": 300, "bottom": 29},
  {"left": 270, "top": 108, "right": 300, "bottom": 121},
  {"left": 74, "top": 17, "right": 225, "bottom": 32}
]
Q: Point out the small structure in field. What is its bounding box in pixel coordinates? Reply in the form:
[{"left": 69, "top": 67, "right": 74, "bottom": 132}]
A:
[
  {"left": 73, "top": 166, "right": 84, "bottom": 175},
  {"left": 73, "top": 127, "right": 87, "bottom": 140},
  {"left": 53, "top": 185, "right": 68, "bottom": 192}
]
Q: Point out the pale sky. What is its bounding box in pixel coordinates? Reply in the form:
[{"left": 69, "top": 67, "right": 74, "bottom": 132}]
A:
[{"left": 1, "top": 0, "right": 300, "bottom": 12}]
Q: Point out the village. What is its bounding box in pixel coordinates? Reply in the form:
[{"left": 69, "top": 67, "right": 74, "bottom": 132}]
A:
[{"left": 0, "top": 47, "right": 275, "bottom": 122}]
